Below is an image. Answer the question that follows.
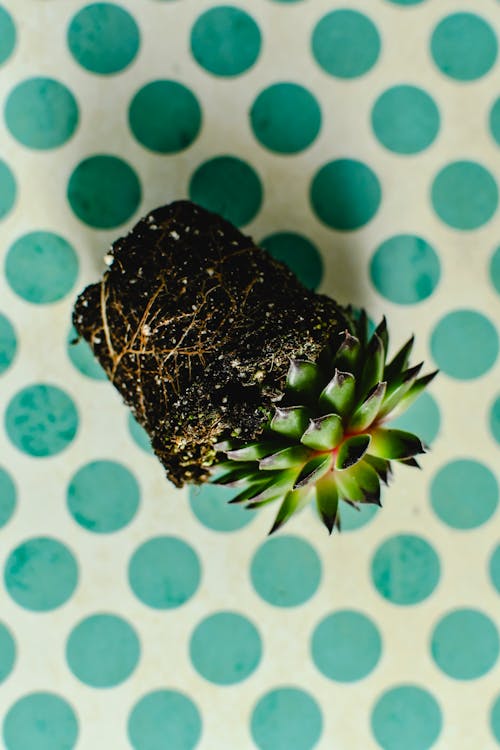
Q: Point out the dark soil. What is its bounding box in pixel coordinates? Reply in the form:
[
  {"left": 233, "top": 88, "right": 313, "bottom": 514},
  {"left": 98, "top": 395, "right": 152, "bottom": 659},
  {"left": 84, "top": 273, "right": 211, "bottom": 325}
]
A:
[{"left": 73, "top": 201, "right": 348, "bottom": 486}]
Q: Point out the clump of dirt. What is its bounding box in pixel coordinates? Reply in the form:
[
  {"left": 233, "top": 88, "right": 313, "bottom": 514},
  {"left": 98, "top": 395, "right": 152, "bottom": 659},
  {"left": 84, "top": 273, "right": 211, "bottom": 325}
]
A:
[{"left": 73, "top": 201, "right": 348, "bottom": 486}]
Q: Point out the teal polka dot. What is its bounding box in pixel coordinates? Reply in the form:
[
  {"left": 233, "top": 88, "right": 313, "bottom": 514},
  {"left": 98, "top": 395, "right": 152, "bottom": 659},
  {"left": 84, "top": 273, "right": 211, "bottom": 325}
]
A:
[
  {"left": 489, "top": 545, "right": 500, "bottom": 594},
  {"left": 128, "top": 690, "right": 202, "bottom": 750},
  {"left": 129, "top": 80, "right": 202, "bottom": 153},
  {"left": 492, "top": 695, "right": 500, "bottom": 744},
  {"left": 431, "top": 13, "right": 498, "bottom": 81},
  {"left": 311, "top": 610, "right": 382, "bottom": 682},
  {"left": 5, "top": 78, "right": 78, "bottom": 150},
  {"left": 0, "top": 160, "right": 16, "bottom": 219},
  {"left": 431, "top": 609, "right": 499, "bottom": 679},
  {"left": 66, "top": 613, "right": 140, "bottom": 687},
  {"left": 251, "top": 687, "right": 323, "bottom": 750},
  {"left": 490, "top": 99, "right": 500, "bottom": 146},
  {"left": 371, "top": 86, "right": 440, "bottom": 154},
  {"left": 251, "top": 535, "right": 321, "bottom": 607},
  {"left": 67, "top": 2, "right": 140, "bottom": 75},
  {"left": 391, "top": 392, "right": 440, "bottom": 446},
  {"left": 4, "top": 537, "right": 78, "bottom": 611},
  {"left": 371, "top": 534, "right": 440, "bottom": 605},
  {"left": 3, "top": 693, "right": 78, "bottom": 750},
  {"left": 0, "top": 312, "right": 17, "bottom": 374},
  {"left": 312, "top": 10, "right": 381, "bottom": 79},
  {"left": 189, "top": 156, "right": 262, "bottom": 227},
  {"left": 370, "top": 235, "right": 440, "bottom": 304},
  {"left": 0, "top": 467, "right": 16, "bottom": 528},
  {"left": 128, "top": 536, "right": 200, "bottom": 609},
  {"left": 250, "top": 83, "right": 321, "bottom": 154},
  {"left": 128, "top": 413, "right": 154, "bottom": 455},
  {"left": 0, "top": 622, "right": 16, "bottom": 682},
  {"left": 259, "top": 232, "right": 323, "bottom": 290},
  {"left": 189, "top": 611, "right": 261, "bottom": 685},
  {"left": 67, "top": 155, "right": 141, "bottom": 229},
  {"left": 5, "top": 384, "right": 79, "bottom": 457},
  {"left": 67, "top": 325, "right": 106, "bottom": 380},
  {"left": 431, "top": 459, "right": 498, "bottom": 530},
  {"left": 311, "top": 159, "right": 381, "bottom": 231},
  {"left": 188, "top": 483, "right": 255, "bottom": 532},
  {"left": 340, "top": 502, "right": 379, "bottom": 531},
  {"left": 67, "top": 460, "right": 140, "bottom": 533},
  {"left": 0, "top": 7, "right": 16, "bottom": 65},
  {"left": 490, "top": 396, "right": 500, "bottom": 445},
  {"left": 489, "top": 246, "right": 500, "bottom": 296},
  {"left": 190, "top": 6, "right": 261, "bottom": 77},
  {"left": 431, "top": 310, "right": 498, "bottom": 380},
  {"left": 371, "top": 685, "right": 442, "bottom": 750},
  {"left": 431, "top": 161, "right": 498, "bottom": 230},
  {"left": 6, "top": 232, "right": 78, "bottom": 304}
]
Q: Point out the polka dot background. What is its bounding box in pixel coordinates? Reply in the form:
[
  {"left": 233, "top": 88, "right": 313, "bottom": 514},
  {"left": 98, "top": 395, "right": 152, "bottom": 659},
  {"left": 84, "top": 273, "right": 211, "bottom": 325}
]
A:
[{"left": 1, "top": 0, "right": 500, "bottom": 748}]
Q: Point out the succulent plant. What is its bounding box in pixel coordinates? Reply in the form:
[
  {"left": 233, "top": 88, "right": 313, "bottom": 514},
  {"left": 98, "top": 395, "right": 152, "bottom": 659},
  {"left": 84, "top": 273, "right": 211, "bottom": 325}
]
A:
[{"left": 212, "top": 311, "right": 437, "bottom": 535}]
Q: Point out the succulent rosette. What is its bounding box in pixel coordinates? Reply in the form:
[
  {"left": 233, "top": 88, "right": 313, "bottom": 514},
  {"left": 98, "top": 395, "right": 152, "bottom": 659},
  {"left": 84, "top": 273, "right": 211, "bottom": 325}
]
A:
[{"left": 212, "top": 311, "right": 437, "bottom": 535}]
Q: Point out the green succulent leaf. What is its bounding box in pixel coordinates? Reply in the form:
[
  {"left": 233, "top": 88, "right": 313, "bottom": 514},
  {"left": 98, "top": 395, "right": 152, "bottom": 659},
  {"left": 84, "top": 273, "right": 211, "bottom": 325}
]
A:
[
  {"left": 300, "top": 413, "right": 344, "bottom": 451},
  {"left": 315, "top": 473, "right": 339, "bottom": 534},
  {"left": 213, "top": 464, "right": 256, "bottom": 486},
  {"left": 228, "top": 476, "right": 278, "bottom": 504},
  {"left": 384, "top": 335, "right": 414, "bottom": 382},
  {"left": 269, "top": 485, "right": 311, "bottom": 535},
  {"left": 259, "top": 444, "right": 312, "bottom": 471},
  {"left": 360, "top": 333, "right": 385, "bottom": 398},
  {"left": 319, "top": 370, "right": 356, "bottom": 416},
  {"left": 294, "top": 454, "right": 333, "bottom": 489},
  {"left": 348, "top": 382, "right": 387, "bottom": 432},
  {"left": 373, "top": 317, "right": 389, "bottom": 358},
  {"left": 270, "top": 405, "right": 312, "bottom": 440},
  {"left": 286, "top": 359, "right": 323, "bottom": 400},
  {"left": 334, "top": 330, "right": 361, "bottom": 372},
  {"left": 350, "top": 461, "right": 381, "bottom": 505},
  {"left": 227, "top": 441, "right": 284, "bottom": 461},
  {"left": 335, "top": 468, "right": 365, "bottom": 503},
  {"left": 245, "top": 468, "right": 298, "bottom": 507},
  {"left": 370, "top": 428, "right": 425, "bottom": 460},
  {"left": 386, "top": 370, "right": 438, "bottom": 420},
  {"left": 379, "top": 362, "right": 423, "bottom": 418},
  {"left": 364, "top": 454, "right": 392, "bottom": 485},
  {"left": 336, "top": 434, "right": 371, "bottom": 470},
  {"left": 354, "top": 308, "right": 369, "bottom": 350}
]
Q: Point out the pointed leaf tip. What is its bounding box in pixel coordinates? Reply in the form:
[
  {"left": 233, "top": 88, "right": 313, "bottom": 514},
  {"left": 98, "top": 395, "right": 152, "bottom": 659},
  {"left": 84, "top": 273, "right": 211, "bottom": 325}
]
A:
[
  {"left": 319, "top": 369, "right": 356, "bottom": 416},
  {"left": 301, "top": 413, "right": 344, "bottom": 451},
  {"left": 286, "top": 358, "right": 322, "bottom": 399},
  {"left": 385, "top": 369, "right": 439, "bottom": 420},
  {"left": 268, "top": 486, "right": 311, "bottom": 534},
  {"left": 370, "top": 428, "right": 425, "bottom": 460},
  {"left": 384, "top": 334, "right": 415, "bottom": 381},
  {"left": 373, "top": 317, "right": 389, "bottom": 357},
  {"left": 316, "top": 473, "right": 339, "bottom": 534},
  {"left": 335, "top": 330, "right": 361, "bottom": 371},
  {"left": 349, "top": 381, "right": 387, "bottom": 431},
  {"left": 398, "top": 456, "right": 422, "bottom": 468},
  {"left": 360, "top": 333, "right": 385, "bottom": 398},
  {"left": 270, "top": 405, "right": 311, "bottom": 440}
]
